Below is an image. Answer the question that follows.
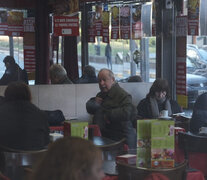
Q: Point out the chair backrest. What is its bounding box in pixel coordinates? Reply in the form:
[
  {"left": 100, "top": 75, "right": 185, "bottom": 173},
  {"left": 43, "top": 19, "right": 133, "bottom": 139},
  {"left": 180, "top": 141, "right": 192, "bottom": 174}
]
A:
[
  {"left": 98, "top": 138, "right": 126, "bottom": 160},
  {"left": 117, "top": 160, "right": 187, "bottom": 180},
  {"left": 178, "top": 131, "right": 207, "bottom": 154},
  {"left": 178, "top": 131, "right": 207, "bottom": 176},
  {"left": 0, "top": 145, "right": 47, "bottom": 180}
]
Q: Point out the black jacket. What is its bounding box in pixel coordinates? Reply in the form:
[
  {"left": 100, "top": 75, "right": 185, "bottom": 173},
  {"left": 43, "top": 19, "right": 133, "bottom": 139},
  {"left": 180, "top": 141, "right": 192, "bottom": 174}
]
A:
[
  {"left": 0, "top": 100, "right": 49, "bottom": 150},
  {"left": 0, "top": 63, "right": 28, "bottom": 85},
  {"left": 137, "top": 97, "right": 182, "bottom": 119},
  {"left": 190, "top": 92, "right": 207, "bottom": 133}
]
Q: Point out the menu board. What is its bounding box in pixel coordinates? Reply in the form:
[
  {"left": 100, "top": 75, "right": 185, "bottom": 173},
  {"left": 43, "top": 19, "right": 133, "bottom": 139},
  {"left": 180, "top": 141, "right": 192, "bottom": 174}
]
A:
[{"left": 137, "top": 119, "right": 175, "bottom": 168}]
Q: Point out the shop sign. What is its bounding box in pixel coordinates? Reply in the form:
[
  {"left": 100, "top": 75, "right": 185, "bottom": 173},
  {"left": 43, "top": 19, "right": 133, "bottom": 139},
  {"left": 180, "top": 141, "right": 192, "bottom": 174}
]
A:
[
  {"left": 53, "top": 16, "right": 79, "bottom": 36},
  {"left": 102, "top": 11, "right": 109, "bottom": 43},
  {"left": 24, "top": 17, "right": 35, "bottom": 32},
  {"left": 176, "top": 36, "right": 187, "bottom": 108},
  {"left": 176, "top": 16, "right": 187, "bottom": 37},
  {"left": 188, "top": 0, "right": 200, "bottom": 35},
  {"left": 132, "top": 5, "right": 142, "bottom": 39},
  {"left": 0, "top": 11, "right": 8, "bottom": 35},
  {"left": 120, "top": 5, "right": 130, "bottom": 39},
  {"left": 87, "top": 11, "right": 95, "bottom": 43},
  {"left": 94, "top": 5, "right": 103, "bottom": 36},
  {"left": 111, "top": 6, "right": 119, "bottom": 39},
  {"left": 24, "top": 45, "right": 36, "bottom": 73},
  {"left": 7, "top": 11, "right": 24, "bottom": 36}
]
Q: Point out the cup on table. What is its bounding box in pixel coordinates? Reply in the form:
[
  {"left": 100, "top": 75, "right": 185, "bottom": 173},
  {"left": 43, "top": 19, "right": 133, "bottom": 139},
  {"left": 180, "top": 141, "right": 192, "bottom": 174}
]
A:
[
  {"left": 199, "top": 127, "right": 207, "bottom": 134},
  {"left": 160, "top": 110, "right": 168, "bottom": 117}
]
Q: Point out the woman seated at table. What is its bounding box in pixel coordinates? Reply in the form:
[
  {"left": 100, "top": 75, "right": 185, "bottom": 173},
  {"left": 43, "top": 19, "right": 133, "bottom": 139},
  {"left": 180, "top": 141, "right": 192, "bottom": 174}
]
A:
[
  {"left": 32, "top": 136, "right": 105, "bottom": 180},
  {"left": 0, "top": 82, "right": 49, "bottom": 150},
  {"left": 190, "top": 92, "right": 207, "bottom": 134},
  {"left": 137, "top": 78, "right": 182, "bottom": 119}
]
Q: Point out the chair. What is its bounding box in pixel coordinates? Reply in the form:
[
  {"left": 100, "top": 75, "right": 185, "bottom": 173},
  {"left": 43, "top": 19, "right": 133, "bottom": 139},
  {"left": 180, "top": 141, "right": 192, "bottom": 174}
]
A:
[
  {"left": 0, "top": 145, "right": 47, "bottom": 180},
  {"left": 98, "top": 138, "right": 126, "bottom": 160},
  {"left": 178, "top": 131, "right": 207, "bottom": 177},
  {"left": 117, "top": 160, "right": 187, "bottom": 180}
]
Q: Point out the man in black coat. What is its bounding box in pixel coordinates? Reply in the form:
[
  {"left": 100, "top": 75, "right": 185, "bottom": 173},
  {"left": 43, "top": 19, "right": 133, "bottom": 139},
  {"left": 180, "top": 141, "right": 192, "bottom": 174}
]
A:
[{"left": 0, "top": 56, "right": 28, "bottom": 85}]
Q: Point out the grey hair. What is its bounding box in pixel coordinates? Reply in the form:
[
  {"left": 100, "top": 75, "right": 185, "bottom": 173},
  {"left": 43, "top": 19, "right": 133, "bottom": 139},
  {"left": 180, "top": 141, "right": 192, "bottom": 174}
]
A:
[
  {"left": 98, "top": 68, "right": 115, "bottom": 79},
  {"left": 49, "top": 64, "right": 67, "bottom": 80}
]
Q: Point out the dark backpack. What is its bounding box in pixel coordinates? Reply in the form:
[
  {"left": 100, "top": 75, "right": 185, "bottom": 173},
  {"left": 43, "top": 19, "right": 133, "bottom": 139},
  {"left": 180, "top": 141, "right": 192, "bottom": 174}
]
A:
[{"left": 44, "top": 110, "right": 65, "bottom": 126}]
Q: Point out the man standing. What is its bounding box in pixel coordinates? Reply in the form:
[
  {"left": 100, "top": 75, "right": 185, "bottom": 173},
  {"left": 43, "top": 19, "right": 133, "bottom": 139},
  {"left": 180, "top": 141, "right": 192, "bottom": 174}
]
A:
[
  {"left": 86, "top": 68, "right": 136, "bottom": 148},
  {"left": 105, "top": 43, "right": 112, "bottom": 70}
]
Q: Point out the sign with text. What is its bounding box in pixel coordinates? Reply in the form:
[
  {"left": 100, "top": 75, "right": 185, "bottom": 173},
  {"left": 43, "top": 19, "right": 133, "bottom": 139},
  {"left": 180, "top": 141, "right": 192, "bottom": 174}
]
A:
[
  {"left": 132, "top": 5, "right": 142, "bottom": 39},
  {"left": 176, "top": 36, "right": 187, "bottom": 108},
  {"left": 24, "top": 17, "right": 35, "bottom": 32},
  {"left": 0, "top": 11, "right": 8, "bottom": 35},
  {"left": 53, "top": 16, "right": 79, "bottom": 36},
  {"left": 94, "top": 4, "right": 103, "bottom": 36},
  {"left": 8, "top": 11, "right": 24, "bottom": 36},
  {"left": 120, "top": 5, "right": 130, "bottom": 39},
  {"left": 188, "top": 0, "right": 200, "bottom": 35},
  {"left": 102, "top": 11, "right": 109, "bottom": 43},
  {"left": 87, "top": 11, "right": 95, "bottom": 42},
  {"left": 24, "top": 45, "right": 36, "bottom": 72},
  {"left": 176, "top": 16, "right": 187, "bottom": 37},
  {"left": 111, "top": 6, "right": 119, "bottom": 39}
]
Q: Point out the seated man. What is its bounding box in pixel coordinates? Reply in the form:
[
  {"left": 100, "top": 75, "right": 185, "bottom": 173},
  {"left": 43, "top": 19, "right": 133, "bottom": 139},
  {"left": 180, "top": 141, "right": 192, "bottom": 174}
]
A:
[
  {"left": 0, "top": 56, "right": 28, "bottom": 85},
  {"left": 49, "top": 64, "right": 73, "bottom": 84},
  {"left": 75, "top": 65, "right": 98, "bottom": 84},
  {"left": 86, "top": 68, "right": 136, "bottom": 148},
  {"left": 0, "top": 82, "right": 49, "bottom": 150}
]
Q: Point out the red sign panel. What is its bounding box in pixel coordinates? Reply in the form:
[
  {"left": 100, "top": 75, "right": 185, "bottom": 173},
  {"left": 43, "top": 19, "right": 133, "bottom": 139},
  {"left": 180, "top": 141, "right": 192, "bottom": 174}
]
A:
[
  {"left": 24, "top": 17, "right": 35, "bottom": 32},
  {"left": 176, "top": 16, "right": 187, "bottom": 37},
  {"left": 7, "top": 11, "right": 24, "bottom": 36},
  {"left": 0, "top": 11, "right": 8, "bottom": 35},
  {"left": 111, "top": 6, "right": 119, "bottom": 39},
  {"left": 176, "top": 62, "right": 187, "bottom": 95},
  {"left": 53, "top": 16, "right": 79, "bottom": 36},
  {"left": 120, "top": 6, "right": 130, "bottom": 39},
  {"left": 24, "top": 45, "right": 36, "bottom": 72},
  {"left": 188, "top": 0, "right": 200, "bottom": 35}
]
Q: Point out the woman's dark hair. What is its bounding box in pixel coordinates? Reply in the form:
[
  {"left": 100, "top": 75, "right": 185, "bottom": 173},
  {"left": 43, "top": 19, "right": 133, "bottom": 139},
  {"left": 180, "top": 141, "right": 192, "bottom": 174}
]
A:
[
  {"left": 4, "top": 82, "right": 32, "bottom": 101},
  {"left": 147, "top": 78, "right": 170, "bottom": 98}
]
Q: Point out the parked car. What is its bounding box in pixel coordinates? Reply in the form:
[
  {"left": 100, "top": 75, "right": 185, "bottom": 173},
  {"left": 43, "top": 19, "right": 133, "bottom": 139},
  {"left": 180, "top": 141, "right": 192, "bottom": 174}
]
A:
[
  {"left": 187, "top": 73, "right": 207, "bottom": 108},
  {"left": 187, "top": 44, "right": 207, "bottom": 68},
  {"left": 187, "top": 56, "right": 207, "bottom": 76},
  {"left": 119, "top": 72, "right": 207, "bottom": 109}
]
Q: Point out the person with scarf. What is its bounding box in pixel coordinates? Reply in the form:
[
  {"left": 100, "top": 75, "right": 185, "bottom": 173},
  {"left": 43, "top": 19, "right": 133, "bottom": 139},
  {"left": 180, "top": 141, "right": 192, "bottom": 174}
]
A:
[{"left": 137, "top": 78, "right": 182, "bottom": 119}]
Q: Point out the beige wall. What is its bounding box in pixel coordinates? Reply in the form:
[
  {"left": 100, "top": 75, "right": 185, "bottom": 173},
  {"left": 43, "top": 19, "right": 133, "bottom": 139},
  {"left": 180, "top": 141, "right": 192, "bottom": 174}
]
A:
[{"left": 0, "top": 82, "right": 152, "bottom": 121}]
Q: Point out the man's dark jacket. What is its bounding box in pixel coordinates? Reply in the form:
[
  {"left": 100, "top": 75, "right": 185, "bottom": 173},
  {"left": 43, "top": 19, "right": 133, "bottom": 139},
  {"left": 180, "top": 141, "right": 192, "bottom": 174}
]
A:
[
  {"left": 0, "top": 100, "right": 50, "bottom": 150},
  {"left": 86, "top": 83, "right": 136, "bottom": 148}
]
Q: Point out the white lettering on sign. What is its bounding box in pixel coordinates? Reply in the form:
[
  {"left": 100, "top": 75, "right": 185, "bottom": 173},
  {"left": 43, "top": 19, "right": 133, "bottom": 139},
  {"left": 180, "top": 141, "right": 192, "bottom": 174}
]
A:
[{"left": 62, "top": 29, "right": 72, "bottom": 34}]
